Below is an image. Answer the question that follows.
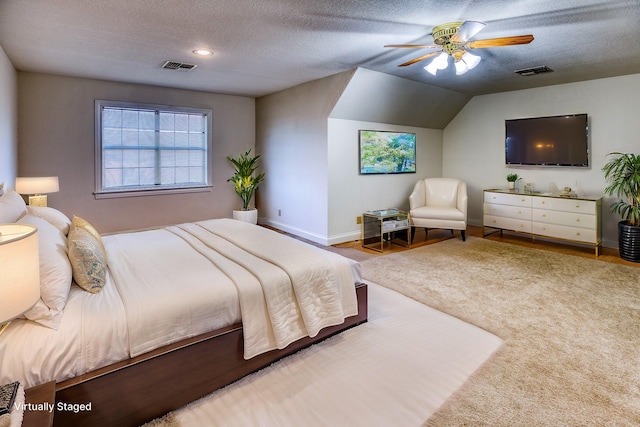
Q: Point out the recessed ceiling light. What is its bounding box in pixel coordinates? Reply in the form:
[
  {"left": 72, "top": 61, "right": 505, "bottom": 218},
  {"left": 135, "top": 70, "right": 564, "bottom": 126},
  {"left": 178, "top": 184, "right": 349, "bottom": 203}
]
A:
[{"left": 192, "top": 49, "right": 214, "bottom": 56}]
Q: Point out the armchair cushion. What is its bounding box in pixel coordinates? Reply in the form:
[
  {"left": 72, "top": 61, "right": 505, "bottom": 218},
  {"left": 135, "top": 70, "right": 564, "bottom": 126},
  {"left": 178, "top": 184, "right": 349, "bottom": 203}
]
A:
[{"left": 411, "top": 205, "right": 465, "bottom": 221}]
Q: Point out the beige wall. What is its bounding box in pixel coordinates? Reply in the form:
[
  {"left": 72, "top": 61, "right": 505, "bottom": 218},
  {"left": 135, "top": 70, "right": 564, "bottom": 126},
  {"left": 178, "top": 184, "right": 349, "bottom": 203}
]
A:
[
  {"left": 0, "top": 45, "right": 17, "bottom": 190},
  {"left": 327, "top": 118, "right": 443, "bottom": 244},
  {"left": 443, "top": 73, "right": 640, "bottom": 248},
  {"left": 18, "top": 72, "right": 255, "bottom": 233},
  {"left": 256, "top": 71, "right": 351, "bottom": 243}
]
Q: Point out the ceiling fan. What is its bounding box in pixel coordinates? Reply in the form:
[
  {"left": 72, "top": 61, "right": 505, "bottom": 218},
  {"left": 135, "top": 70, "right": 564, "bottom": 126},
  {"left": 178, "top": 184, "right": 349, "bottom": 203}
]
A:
[{"left": 385, "top": 21, "right": 534, "bottom": 75}]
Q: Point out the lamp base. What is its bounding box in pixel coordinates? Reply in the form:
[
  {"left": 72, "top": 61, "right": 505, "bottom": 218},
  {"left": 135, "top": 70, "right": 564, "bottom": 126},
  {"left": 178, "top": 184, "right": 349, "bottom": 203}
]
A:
[{"left": 28, "top": 194, "right": 47, "bottom": 207}]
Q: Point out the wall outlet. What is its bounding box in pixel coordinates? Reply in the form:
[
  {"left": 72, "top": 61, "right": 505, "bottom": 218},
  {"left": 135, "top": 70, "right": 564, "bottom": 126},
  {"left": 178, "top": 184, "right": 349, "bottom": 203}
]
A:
[
  {"left": 356, "top": 216, "right": 362, "bottom": 224},
  {"left": 278, "top": 209, "right": 282, "bottom": 216}
]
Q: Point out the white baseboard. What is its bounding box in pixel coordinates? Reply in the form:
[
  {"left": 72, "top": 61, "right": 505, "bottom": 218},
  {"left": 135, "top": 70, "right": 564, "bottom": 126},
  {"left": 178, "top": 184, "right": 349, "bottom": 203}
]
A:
[{"left": 260, "top": 218, "right": 361, "bottom": 246}]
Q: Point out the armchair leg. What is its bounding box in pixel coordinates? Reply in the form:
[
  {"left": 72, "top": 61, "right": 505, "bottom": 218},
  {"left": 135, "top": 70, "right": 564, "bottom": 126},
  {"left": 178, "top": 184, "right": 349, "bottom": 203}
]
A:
[
  {"left": 412, "top": 227, "right": 428, "bottom": 243},
  {"left": 461, "top": 230, "right": 466, "bottom": 241}
]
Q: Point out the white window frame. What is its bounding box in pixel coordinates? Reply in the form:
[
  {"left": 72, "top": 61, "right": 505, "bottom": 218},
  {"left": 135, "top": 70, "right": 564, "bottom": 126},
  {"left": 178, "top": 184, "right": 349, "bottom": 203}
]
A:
[{"left": 95, "top": 100, "right": 213, "bottom": 199}]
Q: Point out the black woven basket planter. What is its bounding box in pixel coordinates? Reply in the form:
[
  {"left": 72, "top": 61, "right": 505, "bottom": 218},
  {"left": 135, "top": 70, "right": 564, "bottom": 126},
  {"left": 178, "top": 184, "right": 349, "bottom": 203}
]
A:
[{"left": 618, "top": 221, "right": 640, "bottom": 263}]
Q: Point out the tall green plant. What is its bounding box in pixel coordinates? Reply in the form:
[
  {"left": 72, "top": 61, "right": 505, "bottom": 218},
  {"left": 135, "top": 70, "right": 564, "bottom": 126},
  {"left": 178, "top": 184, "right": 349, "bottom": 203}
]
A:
[
  {"left": 227, "top": 149, "right": 265, "bottom": 211},
  {"left": 602, "top": 152, "right": 640, "bottom": 226}
]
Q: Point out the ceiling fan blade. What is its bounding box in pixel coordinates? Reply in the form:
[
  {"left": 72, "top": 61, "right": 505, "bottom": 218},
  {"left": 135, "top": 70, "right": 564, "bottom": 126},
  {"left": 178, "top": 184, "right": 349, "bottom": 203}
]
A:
[
  {"left": 467, "top": 34, "right": 534, "bottom": 48},
  {"left": 384, "top": 44, "right": 438, "bottom": 49},
  {"left": 398, "top": 51, "right": 441, "bottom": 67},
  {"left": 450, "top": 21, "right": 486, "bottom": 44}
]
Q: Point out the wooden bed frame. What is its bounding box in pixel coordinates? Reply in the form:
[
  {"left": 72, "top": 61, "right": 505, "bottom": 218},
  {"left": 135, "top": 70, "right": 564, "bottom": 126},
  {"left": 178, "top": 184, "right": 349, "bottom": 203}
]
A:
[{"left": 47, "top": 283, "right": 367, "bottom": 426}]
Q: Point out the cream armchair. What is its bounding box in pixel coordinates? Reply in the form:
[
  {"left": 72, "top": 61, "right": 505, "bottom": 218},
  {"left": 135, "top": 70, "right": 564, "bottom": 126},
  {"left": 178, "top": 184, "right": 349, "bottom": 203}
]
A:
[{"left": 409, "top": 177, "right": 468, "bottom": 242}]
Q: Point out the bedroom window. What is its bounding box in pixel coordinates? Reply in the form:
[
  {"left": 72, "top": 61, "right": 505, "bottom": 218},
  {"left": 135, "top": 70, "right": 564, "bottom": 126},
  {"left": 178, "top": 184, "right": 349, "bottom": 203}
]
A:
[{"left": 95, "top": 100, "right": 213, "bottom": 198}]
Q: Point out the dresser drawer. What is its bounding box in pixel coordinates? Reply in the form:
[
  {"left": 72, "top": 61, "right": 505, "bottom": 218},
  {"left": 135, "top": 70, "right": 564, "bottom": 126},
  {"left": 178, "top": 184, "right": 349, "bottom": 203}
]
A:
[
  {"left": 531, "top": 196, "right": 596, "bottom": 214},
  {"left": 485, "top": 203, "right": 531, "bottom": 220},
  {"left": 532, "top": 208, "right": 596, "bottom": 229},
  {"left": 484, "top": 192, "right": 531, "bottom": 207},
  {"left": 485, "top": 215, "right": 532, "bottom": 233},
  {"left": 532, "top": 222, "right": 597, "bottom": 244}
]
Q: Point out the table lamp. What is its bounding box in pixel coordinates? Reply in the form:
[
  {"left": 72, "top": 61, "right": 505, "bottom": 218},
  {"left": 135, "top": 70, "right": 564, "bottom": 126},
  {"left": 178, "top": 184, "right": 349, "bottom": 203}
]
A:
[
  {"left": 15, "top": 176, "right": 59, "bottom": 207},
  {"left": 0, "top": 224, "right": 40, "bottom": 337}
]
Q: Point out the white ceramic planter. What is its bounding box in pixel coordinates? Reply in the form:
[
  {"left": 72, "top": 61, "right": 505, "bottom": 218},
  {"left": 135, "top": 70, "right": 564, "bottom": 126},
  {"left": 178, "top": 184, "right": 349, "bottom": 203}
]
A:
[{"left": 232, "top": 209, "right": 258, "bottom": 224}]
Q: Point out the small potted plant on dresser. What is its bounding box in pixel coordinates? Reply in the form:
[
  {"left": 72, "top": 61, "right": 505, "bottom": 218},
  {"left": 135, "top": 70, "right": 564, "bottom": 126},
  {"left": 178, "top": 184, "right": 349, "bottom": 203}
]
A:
[
  {"left": 602, "top": 152, "right": 640, "bottom": 262},
  {"left": 227, "top": 149, "right": 265, "bottom": 224},
  {"left": 506, "top": 173, "right": 519, "bottom": 190}
]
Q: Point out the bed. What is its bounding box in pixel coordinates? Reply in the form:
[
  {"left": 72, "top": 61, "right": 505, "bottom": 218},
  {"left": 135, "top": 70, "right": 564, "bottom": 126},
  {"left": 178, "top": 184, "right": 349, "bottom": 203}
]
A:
[{"left": 0, "top": 190, "right": 367, "bottom": 426}]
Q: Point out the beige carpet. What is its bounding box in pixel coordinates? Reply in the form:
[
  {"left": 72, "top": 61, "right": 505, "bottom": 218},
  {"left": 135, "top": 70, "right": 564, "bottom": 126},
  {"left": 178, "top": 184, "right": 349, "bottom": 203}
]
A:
[{"left": 360, "top": 237, "right": 640, "bottom": 426}]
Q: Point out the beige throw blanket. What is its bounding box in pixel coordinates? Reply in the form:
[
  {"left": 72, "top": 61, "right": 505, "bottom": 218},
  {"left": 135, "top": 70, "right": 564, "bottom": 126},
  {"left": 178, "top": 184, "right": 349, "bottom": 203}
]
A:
[
  {"left": 182, "top": 219, "right": 358, "bottom": 358},
  {"left": 108, "top": 218, "right": 358, "bottom": 360}
]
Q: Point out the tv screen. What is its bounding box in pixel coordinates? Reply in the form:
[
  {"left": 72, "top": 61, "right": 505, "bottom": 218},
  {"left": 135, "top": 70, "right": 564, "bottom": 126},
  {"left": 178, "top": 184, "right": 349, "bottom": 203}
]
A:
[
  {"left": 359, "top": 130, "right": 416, "bottom": 174},
  {"left": 505, "top": 114, "right": 589, "bottom": 167}
]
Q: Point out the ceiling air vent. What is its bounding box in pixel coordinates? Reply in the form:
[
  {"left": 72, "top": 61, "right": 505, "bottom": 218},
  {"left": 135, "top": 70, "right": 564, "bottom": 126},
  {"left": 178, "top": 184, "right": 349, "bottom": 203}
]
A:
[
  {"left": 162, "top": 61, "right": 198, "bottom": 71},
  {"left": 514, "top": 66, "right": 553, "bottom": 76}
]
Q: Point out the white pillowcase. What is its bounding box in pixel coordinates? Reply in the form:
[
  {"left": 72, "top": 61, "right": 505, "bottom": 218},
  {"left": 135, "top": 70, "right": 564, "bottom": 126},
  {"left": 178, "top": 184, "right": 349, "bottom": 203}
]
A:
[
  {"left": 17, "top": 214, "right": 73, "bottom": 329},
  {"left": 27, "top": 205, "right": 72, "bottom": 236},
  {"left": 0, "top": 190, "right": 27, "bottom": 223}
]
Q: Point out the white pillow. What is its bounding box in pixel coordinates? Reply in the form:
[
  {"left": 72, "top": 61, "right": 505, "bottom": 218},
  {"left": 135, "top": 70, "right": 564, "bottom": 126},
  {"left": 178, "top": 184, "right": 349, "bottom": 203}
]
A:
[
  {"left": 0, "top": 190, "right": 27, "bottom": 223},
  {"left": 17, "top": 214, "right": 73, "bottom": 329},
  {"left": 27, "top": 206, "right": 72, "bottom": 236}
]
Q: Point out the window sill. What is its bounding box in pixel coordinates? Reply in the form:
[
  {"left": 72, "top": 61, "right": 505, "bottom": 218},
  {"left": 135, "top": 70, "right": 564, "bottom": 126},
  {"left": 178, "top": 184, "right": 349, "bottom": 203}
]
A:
[{"left": 94, "top": 185, "right": 212, "bottom": 199}]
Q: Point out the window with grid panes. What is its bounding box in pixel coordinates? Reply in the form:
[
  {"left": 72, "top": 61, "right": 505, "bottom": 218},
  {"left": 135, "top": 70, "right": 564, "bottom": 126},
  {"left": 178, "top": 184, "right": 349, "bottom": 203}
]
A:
[{"left": 95, "top": 100, "right": 212, "bottom": 197}]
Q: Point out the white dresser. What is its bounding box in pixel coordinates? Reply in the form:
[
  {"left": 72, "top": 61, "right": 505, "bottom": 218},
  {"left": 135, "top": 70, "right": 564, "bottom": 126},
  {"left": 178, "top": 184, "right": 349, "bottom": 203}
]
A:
[{"left": 483, "top": 189, "right": 602, "bottom": 255}]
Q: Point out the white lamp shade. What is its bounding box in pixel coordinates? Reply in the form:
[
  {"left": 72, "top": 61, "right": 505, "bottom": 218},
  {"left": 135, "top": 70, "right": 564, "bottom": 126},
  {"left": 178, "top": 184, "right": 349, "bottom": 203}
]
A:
[
  {"left": 424, "top": 52, "right": 449, "bottom": 76},
  {"left": 455, "top": 60, "right": 469, "bottom": 75},
  {"left": 424, "top": 60, "right": 439, "bottom": 75},
  {"left": 434, "top": 52, "right": 449, "bottom": 70},
  {"left": 462, "top": 51, "right": 481, "bottom": 69},
  {"left": 0, "top": 224, "right": 40, "bottom": 324},
  {"left": 15, "top": 176, "right": 59, "bottom": 195}
]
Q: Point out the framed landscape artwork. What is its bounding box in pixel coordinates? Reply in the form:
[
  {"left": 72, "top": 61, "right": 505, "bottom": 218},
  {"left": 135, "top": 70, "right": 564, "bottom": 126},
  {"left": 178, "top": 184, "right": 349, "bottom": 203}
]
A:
[{"left": 359, "top": 130, "right": 416, "bottom": 175}]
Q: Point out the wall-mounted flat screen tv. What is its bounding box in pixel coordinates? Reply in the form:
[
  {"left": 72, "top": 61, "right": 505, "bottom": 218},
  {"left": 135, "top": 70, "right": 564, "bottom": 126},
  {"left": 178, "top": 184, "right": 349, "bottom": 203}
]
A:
[
  {"left": 359, "top": 130, "right": 416, "bottom": 174},
  {"left": 505, "top": 114, "right": 589, "bottom": 167}
]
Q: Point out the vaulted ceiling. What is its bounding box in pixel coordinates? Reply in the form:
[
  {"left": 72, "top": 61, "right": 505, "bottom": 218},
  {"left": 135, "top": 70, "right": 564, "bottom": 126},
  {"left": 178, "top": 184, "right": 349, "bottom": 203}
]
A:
[{"left": 1, "top": 0, "right": 639, "bottom": 98}]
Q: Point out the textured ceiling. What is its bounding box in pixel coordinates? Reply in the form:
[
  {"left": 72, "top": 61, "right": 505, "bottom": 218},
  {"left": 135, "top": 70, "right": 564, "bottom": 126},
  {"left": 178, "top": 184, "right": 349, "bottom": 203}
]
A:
[{"left": 0, "top": 0, "right": 639, "bottom": 98}]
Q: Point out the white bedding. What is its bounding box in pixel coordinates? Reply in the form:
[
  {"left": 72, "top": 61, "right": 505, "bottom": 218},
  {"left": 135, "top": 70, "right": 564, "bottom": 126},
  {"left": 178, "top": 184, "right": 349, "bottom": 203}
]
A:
[
  {"left": 0, "top": 218, "right": 361, "bottom": 388},
  {"left": 0, "top": 273, "right": 129, "bottom": 388}
]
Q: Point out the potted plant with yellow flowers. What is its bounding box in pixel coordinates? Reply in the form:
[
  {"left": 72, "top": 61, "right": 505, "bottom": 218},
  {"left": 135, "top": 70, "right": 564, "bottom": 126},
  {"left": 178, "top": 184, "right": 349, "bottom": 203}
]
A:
[{"left": 227, "top": 149, "right": 265, "bottom": 224}]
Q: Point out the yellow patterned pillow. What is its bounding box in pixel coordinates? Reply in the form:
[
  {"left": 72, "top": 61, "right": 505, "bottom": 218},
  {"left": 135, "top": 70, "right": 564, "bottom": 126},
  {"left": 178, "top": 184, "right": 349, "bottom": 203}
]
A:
[
  {"left": 68, "top": 225, "right": 106, "bottom": 293},
  {"left": 71, "top": 216, "right": 107, "bottom": 260}
]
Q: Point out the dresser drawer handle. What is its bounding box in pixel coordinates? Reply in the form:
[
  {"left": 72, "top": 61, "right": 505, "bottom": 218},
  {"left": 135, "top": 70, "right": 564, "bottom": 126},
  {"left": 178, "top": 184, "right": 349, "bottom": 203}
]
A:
[
  {"left": 576, "top": 218, "right": 580, "bottom": 222},
  {"left": 576, "top": 232, "right": 581, "bottom": 236},
  {"left": 541, "top": 201, "right": 545, "bottom": 204},
  {"left": 521, "top": 199, "right": 526, "bottom": 202},
  {"left": 575, "top": 205, "right": 580, "bottom": 208},
  {"left": 542, "top": 214, "right": 547, "bottom": 218}
]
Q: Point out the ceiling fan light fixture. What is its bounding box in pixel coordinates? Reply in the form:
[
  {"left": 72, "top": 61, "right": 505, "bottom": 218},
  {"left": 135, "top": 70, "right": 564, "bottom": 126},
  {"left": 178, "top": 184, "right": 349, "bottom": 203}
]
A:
[
  {"left": 424, "top": 52, "right": 449, "bottom": 75},
  {"left": 424, "top": 60, "right": 440, "bottom": 76},
  {"left": 434, "top": 52, "right": 449, "bottom": 70},
  {"left": 455, "top": 59, "right": 468, "bottom": 75},
  {"left": 462, "top": 51, "right": 481, "bottom": 69}
]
